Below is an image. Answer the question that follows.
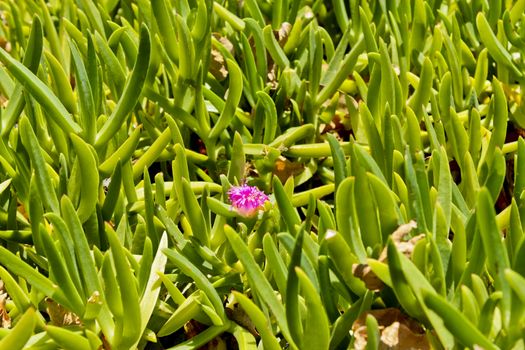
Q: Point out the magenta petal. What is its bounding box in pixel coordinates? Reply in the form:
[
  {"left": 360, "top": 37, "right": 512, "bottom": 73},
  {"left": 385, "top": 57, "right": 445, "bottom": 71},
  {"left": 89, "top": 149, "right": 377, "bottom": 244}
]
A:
[{"left": 228, "top": 184, "right": 269, "bottom": 217}]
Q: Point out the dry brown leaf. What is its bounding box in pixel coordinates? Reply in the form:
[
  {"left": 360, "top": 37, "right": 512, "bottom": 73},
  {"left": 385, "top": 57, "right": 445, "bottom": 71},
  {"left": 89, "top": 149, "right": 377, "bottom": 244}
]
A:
[
  {"left": 0, "top": 293, "right": 11, "bottom": 328},
  {"left": 267, "top": 63, "right": 278, "bottom": 89},
  {"left": 226, "top": 303, "right": 259, "bottom": 337},
  {"left": 352, "top": 263, "right": 384, "bottom": 291},
  {"left": 378, "top": 221, "right": 424, "bottom": 262},
  {"left": 209, "top": 34, "right": 235, "bottom": 81},
  {"left": 277, "top": 22, "right": 292, "bottom": 46},
  {"left": 218, "top": 35, "right": 234, "bottom": 54},
  {"left": 273, "top": 156, "right": 304, "bottom": 182},
  {"left": 352, "top": 308, "right": 430, "bottom": 350},
  {"left": 45, "top": 298, "right": 81, "bottom": 326},
  {"left": 209, "top": 49, "right": 228, "bottom": 81},
  {"left": 391, "top": 220, "right": 418, "bottom": 242},
  {"left": 0, "top": 37, "right": 11, "bottom": 52},
  {"left": 353, "top": 221, "right": 423, "bottom": 292},
  {"left": 381, "top": 321, "right": 430, "bottom": 349}
]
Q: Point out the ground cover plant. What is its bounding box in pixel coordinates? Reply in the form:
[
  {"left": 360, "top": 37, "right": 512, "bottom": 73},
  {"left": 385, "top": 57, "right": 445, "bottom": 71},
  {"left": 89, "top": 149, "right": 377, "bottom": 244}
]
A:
[{"left": 0, "top": 0, "right": 525, "bottom": 348}]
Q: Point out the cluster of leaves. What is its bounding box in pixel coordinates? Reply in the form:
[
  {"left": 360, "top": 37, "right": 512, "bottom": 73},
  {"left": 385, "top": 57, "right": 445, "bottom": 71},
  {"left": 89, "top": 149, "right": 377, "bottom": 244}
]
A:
[{"left": 1, "top": 0, "right": 525, "bottom": 349}]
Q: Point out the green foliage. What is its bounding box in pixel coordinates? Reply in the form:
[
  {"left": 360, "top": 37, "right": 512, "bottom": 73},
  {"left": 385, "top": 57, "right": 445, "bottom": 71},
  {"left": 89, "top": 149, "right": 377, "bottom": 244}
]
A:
[{"left": 0, "top": 0, "right": 524, "bottom": 349}]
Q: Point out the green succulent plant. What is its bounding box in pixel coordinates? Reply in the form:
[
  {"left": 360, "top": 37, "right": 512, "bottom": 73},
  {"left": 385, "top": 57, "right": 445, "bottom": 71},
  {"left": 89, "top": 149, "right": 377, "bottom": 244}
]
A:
[{"left": 0, "top": 0, "right": 524, "bottom": 349}]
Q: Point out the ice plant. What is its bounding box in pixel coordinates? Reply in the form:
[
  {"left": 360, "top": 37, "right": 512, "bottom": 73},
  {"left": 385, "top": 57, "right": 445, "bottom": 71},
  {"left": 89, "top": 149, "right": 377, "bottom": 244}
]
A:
[{"left": 227, "top": 184, "right": 269, "bottom": 217}]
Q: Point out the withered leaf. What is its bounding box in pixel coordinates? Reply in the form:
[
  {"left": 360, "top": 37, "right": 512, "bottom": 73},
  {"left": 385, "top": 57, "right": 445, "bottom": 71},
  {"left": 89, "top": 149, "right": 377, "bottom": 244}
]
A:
[
  {"left": 0, "top": 293, "right": 11, "bottom": 329},
  {"left": 352, "top": 308, "right": 430, "bottom": 350},
  {"left": 210, "top": 34, "right": 235, "bottom": 81},
  {"left": 355, "top": 222, "right": 423, "bottom": 292},
  {"left": 277, "top": 22, "right": 292, "bottom": 46},
  {"left": 226, "top": 303, "right": 259, "bottom": 337},
  {"left": 210, "top": 48, "right": 228, "bottom": 81},
  {"left": 379, "top": 221, "right": 424, "bottom": 262},
  {"left": 352, "top": 263, "right": 384, "bottom": 291},
  {"left": 273, "top": 156, "right": 304, "bottom": 182},
  {"left": 0, "top": 37, "right": 11, "bottom": 52},
  {"left": 45, "top": 298, "right": 81, "bottom": 326}
]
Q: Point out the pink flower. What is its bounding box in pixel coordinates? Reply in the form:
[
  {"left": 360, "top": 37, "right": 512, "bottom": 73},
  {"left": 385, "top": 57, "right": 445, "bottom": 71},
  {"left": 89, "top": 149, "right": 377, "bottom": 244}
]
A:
[{"left": 227, "top": 184, "right": 269, "bottom": 217}]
